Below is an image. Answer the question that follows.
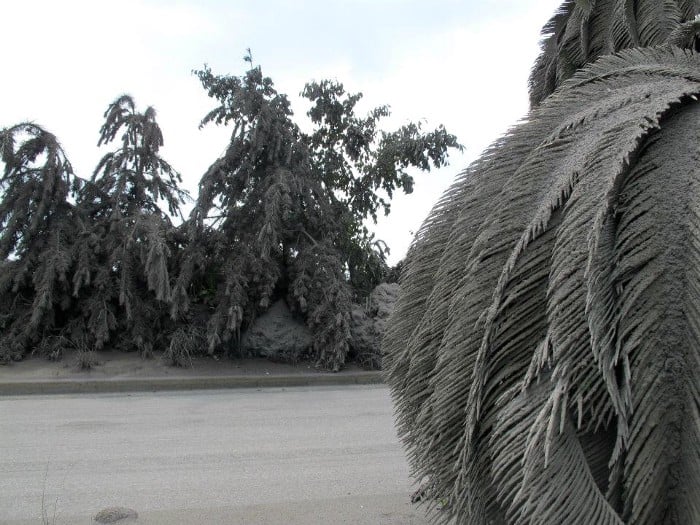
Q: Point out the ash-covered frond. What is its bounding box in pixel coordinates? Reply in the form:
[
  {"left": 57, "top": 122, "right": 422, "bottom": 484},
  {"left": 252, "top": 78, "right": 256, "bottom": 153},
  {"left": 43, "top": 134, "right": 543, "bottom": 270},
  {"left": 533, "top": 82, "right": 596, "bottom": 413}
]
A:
[
  {"left": 529, "top": 0, "right": 700, "bottom": 106},
  {"left": 385, "top": 47, "right": 700, "bottom": 524}
]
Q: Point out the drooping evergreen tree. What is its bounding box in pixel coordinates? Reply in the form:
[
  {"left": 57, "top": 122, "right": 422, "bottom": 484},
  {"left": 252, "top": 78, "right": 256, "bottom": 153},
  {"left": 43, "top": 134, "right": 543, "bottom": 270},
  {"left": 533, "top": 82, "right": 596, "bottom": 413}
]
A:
[
  {"left": 172, "top": 53, "right": 462, "bottom": 371},
  {"left": 0, "top": 123, "right": 82, "bottom": 361},
  {"left": 74, "top": 95, "right": 188, "bottom": 355},
  {"left": 384, "top": 2, "right": 700, "bottom": 524}
]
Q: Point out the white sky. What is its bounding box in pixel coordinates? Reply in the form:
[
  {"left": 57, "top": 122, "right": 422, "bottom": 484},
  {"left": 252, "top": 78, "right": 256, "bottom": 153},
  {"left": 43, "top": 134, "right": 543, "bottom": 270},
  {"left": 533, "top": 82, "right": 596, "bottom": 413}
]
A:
[{"left": 0, "top": 0, "right": 562, "bottom": 265}]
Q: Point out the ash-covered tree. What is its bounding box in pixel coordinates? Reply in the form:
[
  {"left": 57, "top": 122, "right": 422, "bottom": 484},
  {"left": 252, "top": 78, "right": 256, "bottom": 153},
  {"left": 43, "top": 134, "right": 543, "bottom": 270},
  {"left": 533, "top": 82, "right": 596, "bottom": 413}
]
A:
[
  {"left": 0, "top": 123, "right": 82, "bottom": 361},
  {"left": 74, "top": 95, "right": 188, "bottom": 355},
  {"left": 172, "top": 53, "right": 462, "bottom": 371},
  {"left": 529, "top": 0, "right": 700, "bottom": 105},
  {"left": 385, "top": 2, "right": 700, "bottom": 524}
]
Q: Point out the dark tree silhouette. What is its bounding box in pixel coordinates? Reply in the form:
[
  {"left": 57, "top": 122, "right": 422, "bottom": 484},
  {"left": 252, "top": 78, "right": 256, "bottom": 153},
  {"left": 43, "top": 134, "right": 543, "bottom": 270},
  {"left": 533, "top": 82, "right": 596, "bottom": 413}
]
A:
[
  {"left": 0, "top": 96, "right": 187, "bottom": 362},
  {"left": 74, "top": 95, "right": 188, "bottom": 355},
  {"left": 172, "top": 54, "right": 462, "bottom": 370},
  {"left": 0, "top": 123, "right": 81, "bottom": 361}
]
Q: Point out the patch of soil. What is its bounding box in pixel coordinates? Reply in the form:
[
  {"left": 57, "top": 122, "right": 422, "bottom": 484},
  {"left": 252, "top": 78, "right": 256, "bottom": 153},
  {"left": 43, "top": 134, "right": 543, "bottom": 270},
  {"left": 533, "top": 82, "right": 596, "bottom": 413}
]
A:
[{"left": 0, "top": 348, "right": 367, "bottom": 383}]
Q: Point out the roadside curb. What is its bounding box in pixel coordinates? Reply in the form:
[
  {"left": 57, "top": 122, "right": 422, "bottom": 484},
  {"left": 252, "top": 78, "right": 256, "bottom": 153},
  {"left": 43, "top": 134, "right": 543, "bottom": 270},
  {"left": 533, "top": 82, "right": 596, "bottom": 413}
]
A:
[{"left": 0, "top": 371, "right": 384, "bottom": 396}]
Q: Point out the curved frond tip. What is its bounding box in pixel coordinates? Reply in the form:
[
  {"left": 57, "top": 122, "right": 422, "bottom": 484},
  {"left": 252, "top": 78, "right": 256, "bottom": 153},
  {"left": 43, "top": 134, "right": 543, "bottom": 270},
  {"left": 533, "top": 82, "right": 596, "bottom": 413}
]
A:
[{"left": 385, "top": 47, "right": 700, "bottom": 525}]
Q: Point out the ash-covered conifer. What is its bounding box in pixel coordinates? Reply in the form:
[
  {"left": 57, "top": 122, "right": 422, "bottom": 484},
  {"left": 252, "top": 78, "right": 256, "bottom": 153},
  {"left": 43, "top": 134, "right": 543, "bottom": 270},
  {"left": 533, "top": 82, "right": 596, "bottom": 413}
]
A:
[
  {"left": 0, "top": 124, "right": 81, "bottom": 361},
  {"left": 173, "top": 53, "right": 461, "bottom": 371},
  {"left": 74, "top": 95, "right": 187, "bottom": 354}
]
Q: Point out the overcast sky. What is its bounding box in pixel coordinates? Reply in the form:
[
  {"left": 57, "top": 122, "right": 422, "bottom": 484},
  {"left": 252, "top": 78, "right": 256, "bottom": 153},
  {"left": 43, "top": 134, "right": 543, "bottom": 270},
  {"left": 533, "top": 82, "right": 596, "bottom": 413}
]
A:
[{"left": 1, "top": 0, "right": 562, "bottom": 264}]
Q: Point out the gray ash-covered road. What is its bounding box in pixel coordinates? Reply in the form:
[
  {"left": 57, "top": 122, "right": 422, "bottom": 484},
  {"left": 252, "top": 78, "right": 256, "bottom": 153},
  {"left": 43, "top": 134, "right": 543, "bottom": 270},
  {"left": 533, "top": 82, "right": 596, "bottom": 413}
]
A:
[{"left": 0, "top": 385, "right": 429, "bottom": 524}]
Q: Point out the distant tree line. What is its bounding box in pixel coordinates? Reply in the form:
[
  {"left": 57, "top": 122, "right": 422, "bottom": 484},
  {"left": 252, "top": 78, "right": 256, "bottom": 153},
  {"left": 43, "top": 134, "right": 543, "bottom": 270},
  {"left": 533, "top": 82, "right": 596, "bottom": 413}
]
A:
[{"left": 0, "top": 54, "right": 461, "bottom": 370}]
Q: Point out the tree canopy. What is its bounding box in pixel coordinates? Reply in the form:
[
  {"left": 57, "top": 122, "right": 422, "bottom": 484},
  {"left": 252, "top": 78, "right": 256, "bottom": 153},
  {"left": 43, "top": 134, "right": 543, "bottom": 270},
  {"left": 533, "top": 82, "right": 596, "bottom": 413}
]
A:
[
  {"left": 73, "top": 95, "right": 188, "bottom": 355},
  {"left": 172, "top": 53, "right": 462, "bottom": 370},
  {"left": 0, "top": 58, "right": 461, "bottom": 371},
  {"left": 0, "top": 123, "right": 81, "bottom": 360},
  {"left": 0, "top": 95, "right": 188, "bottom": 362}
]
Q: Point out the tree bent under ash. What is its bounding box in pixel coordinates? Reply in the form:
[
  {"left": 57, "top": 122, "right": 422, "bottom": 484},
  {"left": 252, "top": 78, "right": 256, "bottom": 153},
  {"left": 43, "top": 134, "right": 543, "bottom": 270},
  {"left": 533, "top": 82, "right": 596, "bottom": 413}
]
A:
[{"left": 0, "top": 55, "right": 462, "bottom": 372}]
